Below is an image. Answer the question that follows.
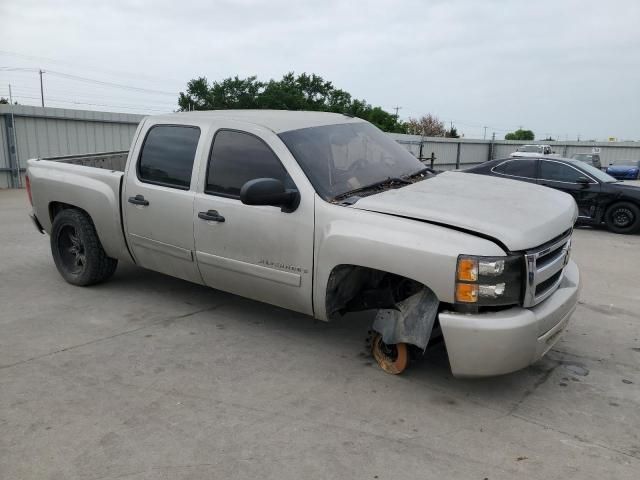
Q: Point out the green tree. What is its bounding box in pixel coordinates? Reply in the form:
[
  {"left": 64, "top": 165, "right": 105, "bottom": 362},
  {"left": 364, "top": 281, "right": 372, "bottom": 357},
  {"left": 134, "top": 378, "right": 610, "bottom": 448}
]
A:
[
  {"left": 445, "top": 126, "right": 460, "bottom": 138},
  {"left": 505, "top": 129, "right": 535, "bottom": 140},
  {"left": 178, "top": 72, "right": 406, "bottom": 132}
]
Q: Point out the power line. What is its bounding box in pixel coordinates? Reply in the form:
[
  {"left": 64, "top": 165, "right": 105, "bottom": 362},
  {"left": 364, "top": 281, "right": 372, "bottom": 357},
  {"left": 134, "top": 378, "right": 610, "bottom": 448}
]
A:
[
  {"left": 0, "top": 49, "right": 186, "bottom": 86},
  {"left": 0, "top": 92, "right": 173, "bottom": 113},
  {"left": 44, "top": 70, "right": 177, "bottom": 96},
  {"left": 0, "top": 67, "right": 177, "bottom": 96},
  {"left": 0, "top": 81, "right": 177, "bottom": 110},
  {"left": 3, "top": 83, "right": 176, "bottom": 102}
]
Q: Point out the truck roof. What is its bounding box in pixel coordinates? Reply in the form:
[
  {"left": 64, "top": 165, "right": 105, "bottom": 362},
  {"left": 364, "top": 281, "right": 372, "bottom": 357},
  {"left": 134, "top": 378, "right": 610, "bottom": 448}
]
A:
[{"left": 147, "top": 110, "right": 365, "bottom": 133}]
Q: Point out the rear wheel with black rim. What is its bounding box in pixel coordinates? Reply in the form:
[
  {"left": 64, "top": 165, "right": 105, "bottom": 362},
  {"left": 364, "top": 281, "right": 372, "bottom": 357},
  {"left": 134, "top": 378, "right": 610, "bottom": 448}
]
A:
[
  {"left": 50, "top": 209, "right": 118, "bottom": 285},
  {"left": 604, "top": 201, "right": 640, "bottom": 234}
]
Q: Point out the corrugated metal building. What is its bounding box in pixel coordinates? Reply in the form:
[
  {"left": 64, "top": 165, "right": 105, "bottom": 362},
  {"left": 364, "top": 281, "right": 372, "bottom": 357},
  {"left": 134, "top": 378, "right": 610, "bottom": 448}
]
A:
[
  {"left": 0, "top": 105, "right": 143, "bottom": 188},
  {"left": 2, "top": 105, "right": 640, "bottom": 188},
  {"left": 390, "top": 133, "right": 640, "bottom": 171}
]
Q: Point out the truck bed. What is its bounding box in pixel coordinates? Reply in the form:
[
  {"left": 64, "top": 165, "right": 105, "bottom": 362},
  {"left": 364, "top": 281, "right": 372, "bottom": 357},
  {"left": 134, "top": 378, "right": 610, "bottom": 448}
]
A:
[
  {"left": 44, "top": 151, "right": 129, "bottom": 171},
  {"left": 27, "top": 151, "right": 133, "bottom": 264}
]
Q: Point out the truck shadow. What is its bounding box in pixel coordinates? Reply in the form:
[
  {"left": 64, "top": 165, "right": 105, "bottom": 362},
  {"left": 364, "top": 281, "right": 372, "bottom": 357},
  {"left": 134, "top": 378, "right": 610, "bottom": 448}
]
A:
[{"left": 105, "top": 262, "right": 560, "bottom": 407}]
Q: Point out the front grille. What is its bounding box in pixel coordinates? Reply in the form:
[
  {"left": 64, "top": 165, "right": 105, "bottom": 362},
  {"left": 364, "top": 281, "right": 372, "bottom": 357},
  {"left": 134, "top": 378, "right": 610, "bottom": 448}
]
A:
[
  {"left": 523, "top": 230, "right": 572, "bottom": 307},
  {"left": 535, "top": 270, "right": 563, "bottom": 296}
]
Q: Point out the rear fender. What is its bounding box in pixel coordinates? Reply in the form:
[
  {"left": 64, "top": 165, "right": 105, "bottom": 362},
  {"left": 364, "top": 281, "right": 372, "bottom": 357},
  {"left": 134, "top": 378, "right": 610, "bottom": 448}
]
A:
[{"left": 28, "top": 160, "right": 132, "bottom": 262}]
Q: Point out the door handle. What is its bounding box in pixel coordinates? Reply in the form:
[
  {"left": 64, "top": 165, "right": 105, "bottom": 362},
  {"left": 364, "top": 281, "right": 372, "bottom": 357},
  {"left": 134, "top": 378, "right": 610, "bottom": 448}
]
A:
[
  {"left": 198, "top": 210, "right": 225, "bottom": 223},
  {"left": 128, "top": 194, "right": 149, "bottom": 206}
]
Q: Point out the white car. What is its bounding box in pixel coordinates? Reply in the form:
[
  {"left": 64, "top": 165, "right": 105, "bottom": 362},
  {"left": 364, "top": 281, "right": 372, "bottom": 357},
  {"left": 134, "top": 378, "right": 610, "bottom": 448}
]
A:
[{"left": 511, "top": 144, "right": 554, "bottom": 157}]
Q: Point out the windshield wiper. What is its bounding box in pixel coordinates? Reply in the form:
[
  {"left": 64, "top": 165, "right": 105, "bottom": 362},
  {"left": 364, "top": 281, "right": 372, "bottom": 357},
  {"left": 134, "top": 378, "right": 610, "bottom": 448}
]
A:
[{"left": 334, "top": 176, "right": 411, "bottom": 201}]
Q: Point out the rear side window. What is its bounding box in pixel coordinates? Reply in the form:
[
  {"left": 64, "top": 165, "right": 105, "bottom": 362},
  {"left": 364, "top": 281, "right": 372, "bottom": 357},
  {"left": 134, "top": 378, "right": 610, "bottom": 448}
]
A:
[
  {"left": 138, "top": 125, "right": 201, "bottom": 189},
  {"left": 540, "top": 161, "right": 583, "bottom": 183},
  {"left": 206, "top": 130, "right": 292, "bottom": 197},
  {"left": 494, "top": 159, "right": 537, "bottom": 178}
]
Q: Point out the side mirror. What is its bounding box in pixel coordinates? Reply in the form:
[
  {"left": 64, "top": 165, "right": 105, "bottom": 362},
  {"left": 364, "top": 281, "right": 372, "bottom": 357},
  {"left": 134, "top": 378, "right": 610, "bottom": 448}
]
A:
[
  {"left": 576, "top": 177, "right": 591, "bottom": 186},
  {"left": 240, "top": 178, "right": 300, "bottom": 212}
]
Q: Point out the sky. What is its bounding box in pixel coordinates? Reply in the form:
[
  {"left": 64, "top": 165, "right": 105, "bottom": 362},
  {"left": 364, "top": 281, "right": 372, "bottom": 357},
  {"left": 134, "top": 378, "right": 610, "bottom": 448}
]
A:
[{"left": 1, "top": 0, "right": 639, "bottom": 140}]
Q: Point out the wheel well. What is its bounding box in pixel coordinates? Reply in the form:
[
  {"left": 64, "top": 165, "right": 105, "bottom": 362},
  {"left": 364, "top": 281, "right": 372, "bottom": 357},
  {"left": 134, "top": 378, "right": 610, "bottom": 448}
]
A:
[
  {"left": 325, "top": 264, "right": 429, "bottom": 320},
  {"left": 49, "top": 202, "right": 89, "bottom": 223}
]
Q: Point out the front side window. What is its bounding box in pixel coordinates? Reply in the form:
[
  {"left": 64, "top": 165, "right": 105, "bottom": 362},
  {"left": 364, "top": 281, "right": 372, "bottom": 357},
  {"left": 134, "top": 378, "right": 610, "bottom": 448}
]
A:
[
  {"left": 206, "top": 130, "right": 292, "bottom": 197},
  {"left": 138, "top": 125, "right": 200, "bottom": 189},
  {"left": 570, "top": 160, "right": 617, "bottom": 183},
  {"left": 494, "top": 159, "right": 537, "bottom": 178},
  {"left": 539, "top": 161, "right": 584, "bottom": 183}
]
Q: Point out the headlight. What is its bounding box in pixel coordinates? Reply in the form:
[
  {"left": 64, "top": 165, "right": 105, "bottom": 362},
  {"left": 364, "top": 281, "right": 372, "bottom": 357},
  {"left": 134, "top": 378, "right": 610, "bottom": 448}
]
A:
[{"left": 455, "top": 255, "right": 523, "bottom": 306}]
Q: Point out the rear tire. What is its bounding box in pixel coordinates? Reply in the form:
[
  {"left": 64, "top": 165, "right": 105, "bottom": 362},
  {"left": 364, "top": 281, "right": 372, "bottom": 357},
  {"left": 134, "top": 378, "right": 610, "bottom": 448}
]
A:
[
  {"left": 50, "top": 209, "right": 118, "bottom": 285},
  {"left": 604, "top": 202, "right": 640, "bottom": 234}
]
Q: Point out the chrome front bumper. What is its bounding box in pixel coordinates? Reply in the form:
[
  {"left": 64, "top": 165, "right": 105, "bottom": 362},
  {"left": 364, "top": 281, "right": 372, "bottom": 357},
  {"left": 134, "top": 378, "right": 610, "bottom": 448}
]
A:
[{"left": 439, "top": 260, "right": 580, "bottom": 377}]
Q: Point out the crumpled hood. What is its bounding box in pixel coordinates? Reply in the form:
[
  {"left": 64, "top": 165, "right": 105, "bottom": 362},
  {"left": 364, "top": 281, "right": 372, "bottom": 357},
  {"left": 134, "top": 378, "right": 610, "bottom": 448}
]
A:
[{"left": 351, "top": 171, "right": 577, "bottom": 251}]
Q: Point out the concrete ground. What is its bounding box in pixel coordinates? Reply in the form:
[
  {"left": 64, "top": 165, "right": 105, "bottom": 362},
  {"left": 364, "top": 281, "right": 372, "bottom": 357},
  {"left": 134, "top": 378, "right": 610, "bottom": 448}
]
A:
[{"left": 1, "top": 187, "right": 639, "bottom": 480}]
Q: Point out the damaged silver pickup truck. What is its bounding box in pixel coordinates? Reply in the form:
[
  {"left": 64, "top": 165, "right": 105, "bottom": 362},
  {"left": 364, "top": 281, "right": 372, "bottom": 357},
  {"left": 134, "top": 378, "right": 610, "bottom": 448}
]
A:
[{"left": 26, "top": 110, "right": 580, "bottom": 376}]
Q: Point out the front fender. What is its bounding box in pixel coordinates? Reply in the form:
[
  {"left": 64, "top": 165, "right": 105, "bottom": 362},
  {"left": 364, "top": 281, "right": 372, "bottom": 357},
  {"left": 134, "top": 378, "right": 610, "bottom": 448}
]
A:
[{"left": 312, "top": 201, "right": 506, "bottom": 320}]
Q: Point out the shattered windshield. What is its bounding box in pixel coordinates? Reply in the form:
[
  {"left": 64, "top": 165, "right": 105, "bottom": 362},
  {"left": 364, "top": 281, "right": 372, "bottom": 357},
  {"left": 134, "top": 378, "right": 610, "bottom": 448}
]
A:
[{"left": 279, "top": 122, "right": 425, "bottom": 200}]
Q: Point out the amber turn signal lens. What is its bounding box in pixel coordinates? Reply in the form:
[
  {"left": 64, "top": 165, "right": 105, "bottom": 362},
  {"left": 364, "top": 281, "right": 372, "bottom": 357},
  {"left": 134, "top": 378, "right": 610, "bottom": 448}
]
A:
[
  {"left": 455, "top": 283, "right": 478, "bottom": 303},
  {"left": 457, "top": 257, "right": 478, "bottom": 282}
]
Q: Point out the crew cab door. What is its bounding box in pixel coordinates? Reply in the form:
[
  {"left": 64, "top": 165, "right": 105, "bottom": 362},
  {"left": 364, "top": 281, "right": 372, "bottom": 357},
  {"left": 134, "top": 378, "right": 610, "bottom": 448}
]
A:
[
  {"left": 193, "top": 125, "right": 314, "bottom": 315},
  {"left": 123, "top": 123, "right": 204, "bottom": 284},
  {"left": 537, "top": 159, "right": 601, "bottom": 219}
]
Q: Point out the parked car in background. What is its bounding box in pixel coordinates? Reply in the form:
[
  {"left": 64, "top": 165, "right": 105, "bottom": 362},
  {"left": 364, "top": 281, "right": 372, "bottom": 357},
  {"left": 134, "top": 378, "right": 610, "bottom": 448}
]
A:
[
  {"left": 571, "top": 153, "right": 602, "bottom": 170},
  {"left": 464, "top": 156, "right": 640, "bottom": 234},
  {"left": 606, "top": 161, "right": 640, "bottom": 180},
  {"left": 510, "top": 144, "right": 554, "bottom": 157},
  {"left": 26, "top": 110, "right": 580, "bottom": 377}
]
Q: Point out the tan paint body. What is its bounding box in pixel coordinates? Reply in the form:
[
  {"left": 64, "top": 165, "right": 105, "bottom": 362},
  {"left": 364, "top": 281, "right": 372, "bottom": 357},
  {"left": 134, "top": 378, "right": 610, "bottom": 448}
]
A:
[{"left": 27, "top": 111, "right": 580, "bottom": 376}]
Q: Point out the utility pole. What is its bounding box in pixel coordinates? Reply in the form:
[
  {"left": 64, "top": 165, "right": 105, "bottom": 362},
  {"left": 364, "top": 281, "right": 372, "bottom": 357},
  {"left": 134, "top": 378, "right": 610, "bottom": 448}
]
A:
[
  {"left": 489, "top": 132, "right": 496, "bottom": 160},
  {"left": 483, "top": 126, "right": 487, "bottom": 140},
  {"left": 393, "top": 106, "right": 402, "bottom": 121},
  {"left": 7, "top": 84, "right": 22, "bottom": 187},
  {"left": 39, "top": 69, "right": 45, "bottom": 107}
]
